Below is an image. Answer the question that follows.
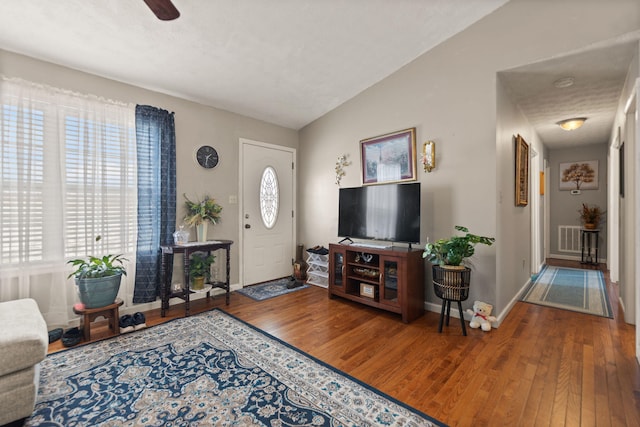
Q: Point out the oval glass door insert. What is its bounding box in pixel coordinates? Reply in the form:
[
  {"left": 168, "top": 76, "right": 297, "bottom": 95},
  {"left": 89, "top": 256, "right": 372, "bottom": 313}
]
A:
[{"left": 260, "top": 166, "right": 279, "bottom": 229}]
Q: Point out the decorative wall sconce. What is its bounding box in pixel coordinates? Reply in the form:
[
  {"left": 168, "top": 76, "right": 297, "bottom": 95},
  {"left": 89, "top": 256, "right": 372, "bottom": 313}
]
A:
[
  {"left": 335, "top": 154, "right": 351, "bottom": 185},
  {"left": 422, "top": 141, "right": 436, "bottom": 172}
]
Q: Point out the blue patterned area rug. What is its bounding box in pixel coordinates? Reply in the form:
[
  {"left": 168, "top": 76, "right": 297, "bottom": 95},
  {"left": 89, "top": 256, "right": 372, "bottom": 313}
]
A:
[
  {"left": 236, "top": 277, "right": 309, "bottom": 301},
  {"left": 521, "top": 266, "right": 613, "bottom": 318},
  {"left": 27, "top": 309, "right": 445, "bottom": 426}
]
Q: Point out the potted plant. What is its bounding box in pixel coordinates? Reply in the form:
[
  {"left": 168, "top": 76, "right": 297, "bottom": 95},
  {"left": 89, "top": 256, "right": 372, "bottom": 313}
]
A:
[
  {"left": 579, "top": 203, "right": 603, "bottom": 229},
  {"left": 189, "top": 252, "right": 215, "bottom": 290},
  {"left": 423, "top": 226, "right": 495, "bottom": 334},
  {"left": 423, "top": 225, "right": 495, "bottom": 268},
  {"left": 67, "top": 237, "right": 127, "bottom": 309},
  {"left": 183, "top": 194, "right": 223, "bottom": 242}
]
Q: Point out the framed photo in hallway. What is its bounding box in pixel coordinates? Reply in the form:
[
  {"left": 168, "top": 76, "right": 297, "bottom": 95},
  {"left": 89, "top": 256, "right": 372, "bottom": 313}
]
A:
[{"left": 515, "top": 134, "right": 529, "bottom": 206}]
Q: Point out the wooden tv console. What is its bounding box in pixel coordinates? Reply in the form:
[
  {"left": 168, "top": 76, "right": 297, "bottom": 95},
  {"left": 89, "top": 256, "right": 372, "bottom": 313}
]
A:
[{"left": 328, "top": 243, "right": 425, "bottom": 323}]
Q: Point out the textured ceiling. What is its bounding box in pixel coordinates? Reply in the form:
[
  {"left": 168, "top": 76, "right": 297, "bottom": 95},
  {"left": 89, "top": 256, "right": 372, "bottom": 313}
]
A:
[
  {"left": 0, "top": 0, "right": 508, "bottom": 129},
  {"left": 500, "top": 40, "right": 639, "bottom": 149}
]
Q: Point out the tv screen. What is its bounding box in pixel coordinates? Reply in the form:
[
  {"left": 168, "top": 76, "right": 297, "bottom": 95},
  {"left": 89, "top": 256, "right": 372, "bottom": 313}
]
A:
[{"left": 338, "top": 182, "right": 420, "bottom": 244}]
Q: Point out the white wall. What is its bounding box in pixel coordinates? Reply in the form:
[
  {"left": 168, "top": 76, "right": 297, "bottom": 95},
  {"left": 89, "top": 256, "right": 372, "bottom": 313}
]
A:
[{"left": 298, "top": 0, "right": 640, "bottom": 319}]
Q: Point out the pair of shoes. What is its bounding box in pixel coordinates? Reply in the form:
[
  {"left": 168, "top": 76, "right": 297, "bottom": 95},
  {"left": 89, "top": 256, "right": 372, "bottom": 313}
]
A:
[
  {"left": 133, "top": 312, "right": 147, "bottom": 330},
  {"left": 48, "top": 328, "right": 63, "bottom": 343},
  {"left": 61, "top": 327, "right": 82, "bottom": 347},
  {"left": 306, "top": 245, "right": 328, "bottom": 255},
  {"left": 119, "top": 315, "right": 135, "bottom": 333},
  {"left": 286, "top": 276, "right": 304, "bottom": 289}
]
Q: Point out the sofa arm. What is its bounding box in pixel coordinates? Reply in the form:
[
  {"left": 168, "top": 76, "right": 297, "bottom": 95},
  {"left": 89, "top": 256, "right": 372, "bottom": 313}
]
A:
[{"left": 0, "top": 298, "right": 48, "bottom": 377}]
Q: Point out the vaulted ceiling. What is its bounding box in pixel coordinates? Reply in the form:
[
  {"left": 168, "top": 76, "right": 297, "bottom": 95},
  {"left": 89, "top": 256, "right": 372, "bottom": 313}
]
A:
[
  {"left": 0, "top": 1, "right": 636, "bottom": 150},
  {"left": 0, "top": 0, "right": 507, "bottom": 129}
]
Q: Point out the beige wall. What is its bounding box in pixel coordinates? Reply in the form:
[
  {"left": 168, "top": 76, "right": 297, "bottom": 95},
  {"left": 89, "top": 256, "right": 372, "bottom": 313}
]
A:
[
  {"left": 299, "top": 0, "right": 640, "bottom": 317},
  {"left": 0, "top": 49, "right": 299, "bottom": 292}
]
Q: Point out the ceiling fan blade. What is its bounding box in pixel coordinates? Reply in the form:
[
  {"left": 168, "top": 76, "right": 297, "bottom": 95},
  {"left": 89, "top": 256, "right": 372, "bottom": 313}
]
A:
[{"left": 143, "top": 0, "right": 180, "bottom": 21}]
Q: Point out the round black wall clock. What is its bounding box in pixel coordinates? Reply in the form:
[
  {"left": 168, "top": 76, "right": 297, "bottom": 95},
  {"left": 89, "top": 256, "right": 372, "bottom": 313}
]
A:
[{"left": 196, "top": 145, "right": 219, "bottom": 169}]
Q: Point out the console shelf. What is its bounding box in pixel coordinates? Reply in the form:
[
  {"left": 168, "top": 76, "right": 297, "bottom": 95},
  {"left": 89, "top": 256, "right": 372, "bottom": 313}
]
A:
[{"left": 328, "top": 243, "right": 425, "bottom": 323}]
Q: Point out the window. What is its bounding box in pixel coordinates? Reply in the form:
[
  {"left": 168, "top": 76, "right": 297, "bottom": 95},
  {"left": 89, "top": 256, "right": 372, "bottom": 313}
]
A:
[
  {"left": 259, "top": 166, "right": 279, "bottom": 229},
  {"left": 0, "top": 78, "right": 136, "bottom": 267},
  {"left": 0, "top": 105, "right": 45, "bottom": 263}
]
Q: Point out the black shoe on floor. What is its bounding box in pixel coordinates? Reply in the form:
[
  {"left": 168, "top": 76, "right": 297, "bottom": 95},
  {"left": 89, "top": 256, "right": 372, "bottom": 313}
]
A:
[
  {"left": 132, "top": 312, "right": 147, "bottom": 330},
  {"left": 61, "top": 327, "right": 82, "bottom": 347},
  {"left": 48, "top": 328, "right": 63, "bottom": 343}
]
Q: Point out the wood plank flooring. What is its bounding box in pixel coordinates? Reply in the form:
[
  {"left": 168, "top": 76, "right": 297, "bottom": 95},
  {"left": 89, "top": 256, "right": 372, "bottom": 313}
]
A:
[{"left": 48, "top": 259, "right": 640, "bottom": 426}]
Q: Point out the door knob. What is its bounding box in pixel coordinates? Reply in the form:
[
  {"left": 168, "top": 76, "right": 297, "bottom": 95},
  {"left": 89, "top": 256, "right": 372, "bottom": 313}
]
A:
[{"left": 245, "top": 224, "right": 251, "bottom": 229}]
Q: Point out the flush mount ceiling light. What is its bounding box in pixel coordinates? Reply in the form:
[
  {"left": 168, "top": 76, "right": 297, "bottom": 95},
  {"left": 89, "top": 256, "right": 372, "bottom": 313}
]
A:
[{"left": 556, "top": 117, "right": 587, "bottom": 131}]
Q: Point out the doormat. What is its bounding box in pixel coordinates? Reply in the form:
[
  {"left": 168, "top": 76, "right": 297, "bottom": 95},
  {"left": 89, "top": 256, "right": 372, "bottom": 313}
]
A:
[
  {"left": 521, "top": 265, "right": 613, "bottom": 318},
  {"left": 236, "top": 277, "right": 309, "bottom": 301}
]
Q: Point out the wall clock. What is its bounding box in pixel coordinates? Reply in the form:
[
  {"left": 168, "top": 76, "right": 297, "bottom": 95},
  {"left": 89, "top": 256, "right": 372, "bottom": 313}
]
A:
[{"left": 196, "top": 145, "right": 219, "bottom": 169}]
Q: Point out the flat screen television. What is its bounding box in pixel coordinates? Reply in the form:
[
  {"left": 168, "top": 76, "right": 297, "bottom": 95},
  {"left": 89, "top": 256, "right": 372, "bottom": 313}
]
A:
[{"left": 338, "top": 182, "right": 420, "bottom": 244}]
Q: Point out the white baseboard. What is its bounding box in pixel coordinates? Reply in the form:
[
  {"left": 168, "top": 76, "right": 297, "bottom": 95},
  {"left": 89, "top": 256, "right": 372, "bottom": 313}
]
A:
[
  {"left": 119, "top": 283, "right": 241, "bottom": 317},
  {"left": 549, "top": 253, "right": 606, "bottom": 264}
]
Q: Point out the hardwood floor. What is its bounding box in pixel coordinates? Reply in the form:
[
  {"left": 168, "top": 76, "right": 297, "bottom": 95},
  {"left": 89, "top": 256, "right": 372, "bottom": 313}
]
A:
[{"left": 49, "top": 260, "right": 640, "bottom": 426}]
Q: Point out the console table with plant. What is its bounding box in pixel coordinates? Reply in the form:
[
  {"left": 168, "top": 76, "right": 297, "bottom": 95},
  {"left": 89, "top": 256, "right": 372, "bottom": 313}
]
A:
[{"left": 160, "top": 240, "right": 233, "bottom": 317}]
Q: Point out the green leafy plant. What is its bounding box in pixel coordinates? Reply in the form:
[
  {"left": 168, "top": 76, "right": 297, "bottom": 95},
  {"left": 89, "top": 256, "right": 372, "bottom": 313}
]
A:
[
  {"left": 67, "top": 237, "right": 127, "bottom": 279},
  {"left": 183, "top": 194, "right": 222, "bottom": 226},
  {"left": 423, "top": 225, "right": 495, "bottom": 267},
  {"left": 189, "top": 253, "right": 215, "bottom": 281}
]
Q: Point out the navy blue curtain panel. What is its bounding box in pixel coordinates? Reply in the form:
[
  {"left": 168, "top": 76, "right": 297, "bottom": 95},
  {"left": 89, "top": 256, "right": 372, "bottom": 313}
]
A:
[{"left": 133, "top": 105, "right": 176, "bottom": 303}]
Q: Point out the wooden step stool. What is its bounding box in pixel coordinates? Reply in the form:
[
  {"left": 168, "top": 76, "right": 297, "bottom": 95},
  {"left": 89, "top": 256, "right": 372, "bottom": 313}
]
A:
[{"left": 73, "top": 298, "right": 124, "bottom": 341}]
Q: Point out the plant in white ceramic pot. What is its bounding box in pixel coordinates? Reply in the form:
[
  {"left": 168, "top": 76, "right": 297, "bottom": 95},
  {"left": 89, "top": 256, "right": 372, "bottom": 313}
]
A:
[{"left": 183, "top": 194, "right": 223, "bottom": 242}]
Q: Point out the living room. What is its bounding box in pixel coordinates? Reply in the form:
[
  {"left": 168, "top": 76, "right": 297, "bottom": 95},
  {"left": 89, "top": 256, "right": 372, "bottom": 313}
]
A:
[{"left": 1, "top": 0, "right": 640, "bottom": 426}]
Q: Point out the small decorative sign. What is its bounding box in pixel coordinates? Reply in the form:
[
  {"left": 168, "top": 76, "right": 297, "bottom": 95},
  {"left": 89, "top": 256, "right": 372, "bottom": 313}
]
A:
[{"left": 360, "top": 283, "right": 376, "bottom": 299}]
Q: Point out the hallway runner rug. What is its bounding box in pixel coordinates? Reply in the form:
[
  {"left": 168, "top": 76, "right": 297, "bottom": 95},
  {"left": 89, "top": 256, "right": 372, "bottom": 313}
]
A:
[
  {"left": 235, "top": 276, "right": 309, "bottom": 301},
  {"left": 27, "top": 309, "right": 446, "bottom": 426},
  {"left": 521, "top": 265, "right": 613, "bottom": 318}
]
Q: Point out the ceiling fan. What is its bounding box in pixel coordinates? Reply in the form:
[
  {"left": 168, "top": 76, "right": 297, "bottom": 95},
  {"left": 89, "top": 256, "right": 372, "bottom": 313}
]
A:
[{"left": 143, "top": 0, "right": 180, "bottom": 21}]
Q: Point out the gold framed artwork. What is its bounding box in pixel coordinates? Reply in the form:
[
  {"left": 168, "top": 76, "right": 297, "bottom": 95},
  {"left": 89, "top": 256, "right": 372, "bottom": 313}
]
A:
[
  {"left": 360, "top": 128, "right": 417, "bottom": 185},
  {"left": 515, "top": 134, "right": 529, "bottom": 207},
  {"left": 540, "top": 171, "right": 545, "bottom": 196}
]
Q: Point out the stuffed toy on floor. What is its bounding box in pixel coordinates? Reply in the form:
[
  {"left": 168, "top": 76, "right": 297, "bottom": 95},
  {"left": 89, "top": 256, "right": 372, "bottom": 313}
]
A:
[{"left": 466, "top": 301, "right": 497, "bottom": 332}]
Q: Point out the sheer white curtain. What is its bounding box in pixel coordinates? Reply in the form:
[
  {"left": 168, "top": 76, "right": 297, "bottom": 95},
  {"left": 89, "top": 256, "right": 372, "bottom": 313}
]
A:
[{"left": 0, "top": 77, "right": 137, "bottom": 328}]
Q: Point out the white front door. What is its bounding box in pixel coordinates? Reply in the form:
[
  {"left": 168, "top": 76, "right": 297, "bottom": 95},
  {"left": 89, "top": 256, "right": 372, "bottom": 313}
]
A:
[{"left": 240, "top": 139, "right": 295, "bottom": 285}]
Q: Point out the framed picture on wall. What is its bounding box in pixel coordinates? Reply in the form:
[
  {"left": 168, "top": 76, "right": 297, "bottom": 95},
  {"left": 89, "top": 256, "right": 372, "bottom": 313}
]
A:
[
  {"left": 559, "top": 160, "right": 599, "bottom": 191},
  {"left": 620, "top": 143, "right": 625, "bottom": 197},
  {"left": 515, "top": 134, "right": 529, "bottom": 207},
  {"left": 360, "top": 128, "right": 417, "bottom": 185}
]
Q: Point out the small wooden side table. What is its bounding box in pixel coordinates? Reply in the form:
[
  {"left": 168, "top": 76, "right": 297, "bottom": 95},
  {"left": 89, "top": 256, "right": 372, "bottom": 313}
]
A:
[
  {"left": 160, "top": 240, "right": 233, "bottom": 317},
  {"left": 73, "top": 298, "right": 124, "bottom": 341},
  {"left": 580, "top": 228, "right": 600, "bottom": 266}
]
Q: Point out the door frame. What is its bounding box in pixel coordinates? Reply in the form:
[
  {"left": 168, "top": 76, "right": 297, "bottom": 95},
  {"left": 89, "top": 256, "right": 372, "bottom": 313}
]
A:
[{"left": 238, "top": 137, "right": 297, "bottom": 287}]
